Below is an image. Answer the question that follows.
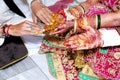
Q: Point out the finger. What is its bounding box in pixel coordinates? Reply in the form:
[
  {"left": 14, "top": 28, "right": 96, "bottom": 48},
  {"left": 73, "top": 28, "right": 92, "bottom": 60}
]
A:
[
  {"left": 49, "top": 29, "right": 66, "bottom": 35},
  {"left": 82, "top": 32, "right": 94, "bottom": 43},
  {"left": 77, "top": 34, "right": 88, "bottom": 43},
  {"left": 64, "top": 36, "right": 78, "bottom": 47},
  {"left": 69, "top": 45, "right": 78, "bottom": 50},
  {"left": 65, "top": 21, "right": 74, "bottom": 27},
  {"left": 74, "top": 46, "right": 87, "bottom": 50},
  {"left": 73, "top": 47, "right": 83, "bottom": 50},
  {"left": 90, "top": 42, "right": 98, "bottom": 49},
  {"left": 73, "top": 42, "right": 89, "bottom": 50},
  {"left": 65, "top": 35, "right": 80, "bottom": 42},
  {"left": 26, "top": 21, "right": 41, "bottom": 29},
  {"left": 45, "top": 8, "right": 53, "bottom": 18},
  {"left": 32, "top": 14, "right": 38, "bottom": 24},
  {"left": 31, "top": 26, "right": 41, "bottom": 30},
  {"left": 76, "top": 28, "right": 84, "bottom": 33},
  {"left": 65, "top": 36, "right": 87, "bottom": 50},
  {"left": 56, "top": 24, "right": 67, "bottom": 30},
  {"left": 24, "top": 29, "right": 40, "bottom": 36},
  {"left": 37, "top": 11, "right": 51, "bottom": 25},
  {"left": 56, "top": 21, "right": 74, "bottom": 30},
  {"left": 30, "top": 29, "right": 40, "bottom": 35},
  {"left": 68, "top": 42, "right": 85, "bottom": 50},
  {"left": 85, "top": 26, "right": 96, "bottom": 33},
  {"left": 64, "top": 39, "right": 73, "bottom": 47},
  {"left": 42, "top": 9, "right": 53, "bottom": 24},
  {"left": 46, "top": 8, "right": 53, "bottom": 14}
]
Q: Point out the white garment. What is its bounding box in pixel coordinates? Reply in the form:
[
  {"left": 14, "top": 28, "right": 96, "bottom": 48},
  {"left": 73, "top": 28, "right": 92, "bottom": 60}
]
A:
[
  {"left": 0, "top": 0, "right": 59, "bottom": 55},
  {"left": 14, "top": 0, "right": 32, "bottom": 21},
  {"left": 26, "top": 0, "right": 58, "bottom": 6},
  {"left": 0, "top": 0, "right": 43, "bottom": 54},
  {"left": 0, "top": 0, "right": 26, "bottom": 46},
  {"left": 0, "top": 0, "right": 27, "bottom": 25},
  {"left": 22, "top": 0, "right": 59, "bottom": 55}
]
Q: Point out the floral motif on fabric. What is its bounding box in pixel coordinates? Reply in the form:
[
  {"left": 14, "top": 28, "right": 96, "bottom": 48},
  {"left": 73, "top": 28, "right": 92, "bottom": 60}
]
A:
[
  {"left": 87, "top": 47, "right": 120, "bottom": 80},
  {"left": 40, "top": 42, "right": 80, "bottom": 80},
  {"left": 100, "top": 0, "right": 120, "bottom": 11},
  {"left": 85, "top": 3, "right": 109, "bottom": 17}
]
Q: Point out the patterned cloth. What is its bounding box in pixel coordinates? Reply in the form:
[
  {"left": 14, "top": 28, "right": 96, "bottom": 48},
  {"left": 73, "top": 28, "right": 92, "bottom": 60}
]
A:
[
  {"left": 40, "top": 0, "right": 120, "bottom": 80},
  {"left": 83, "top": 0, "right": 120, "bottom": 79},
  {"left": 48, "top": 0, "right": 73, "bottom": 13}
]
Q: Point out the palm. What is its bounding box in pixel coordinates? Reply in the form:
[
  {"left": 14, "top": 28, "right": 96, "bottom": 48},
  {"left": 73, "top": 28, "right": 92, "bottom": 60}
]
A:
[
  {"left": 49, "top": 21, "right": 75, "bottom": 35},
  {"left": 64, "top": 26, "right": 103, "bottom": 50}
]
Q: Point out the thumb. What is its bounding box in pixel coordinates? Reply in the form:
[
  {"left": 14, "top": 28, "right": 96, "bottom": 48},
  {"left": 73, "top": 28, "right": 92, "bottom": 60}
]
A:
[
  {"left": 32, "top": 13, "right": 38, "bottom": 24},
  {"left": 85, "top": 26, "right": 97, "bottom": 33}
]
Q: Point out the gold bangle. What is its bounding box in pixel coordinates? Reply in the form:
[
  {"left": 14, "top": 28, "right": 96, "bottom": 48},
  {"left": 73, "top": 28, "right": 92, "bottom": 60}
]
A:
[
  {"left": 69, "top": 8, "right": 79, "bottom": 19},
  {"left": 83, "top": 17, "right": 88, "bottom": 27},
  {"left": 95, "top": 15, "right": 98, "bottom": 29},
  {"left": 74, "top": 18, "right": 77, "bottom": 33},
  {"left": 75, "top": 6, "right": 84, "bottom": 17}
]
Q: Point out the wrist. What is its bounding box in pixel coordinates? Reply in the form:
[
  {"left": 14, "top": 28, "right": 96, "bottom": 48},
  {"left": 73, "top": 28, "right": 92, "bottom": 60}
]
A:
[
  {"left": 77, "top": 17, "right": 89, "bottom": 29},
  {"left": 6, "top": 24, "right": 12, "bottom": 36},
  {"left": 31, "top": 0, "right": 41, "bottom": 6},
  {"left": 0, "top": 28, "right": 3, "bottom": 37},
  {"left": 1, "top": 24, "right": 12, "bottom": 37},
  {"left": 73, "top": 5, "right": 85, "bottom": 17},
  {"left": 77, "top": 16, "right": 100, "bottom": 30},
  {"left": 31, "top": 0, "right": 39, "bottom": 6},
  {"left": 61, "top": 5, "right": 85, "bottom": 21},
  {"left": 88, "top": 15, "right": 98, "bottom": 29}
]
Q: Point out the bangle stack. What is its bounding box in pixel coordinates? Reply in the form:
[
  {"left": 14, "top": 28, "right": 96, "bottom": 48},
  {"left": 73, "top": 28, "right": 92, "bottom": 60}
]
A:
[
  {"left": 69, "top": 5, "right": 85, "bottom": 19},
  {"left": 69, "top": 8, "right": 79, "bottom": 19},
  {"left": 6, "top": 24, "right": 11, "bottom": 36},
  {"left": 2, "top": 24, "right": 11, "bottom": 37},
  {"left": 78, "top": 17, "right": 88, "bottom": 29},
  {"left": 79, "top": 5, "right": 85, "bottom": 14},
  {"left": 96, "top": 15, "right": 101, "bottom": 29},
  {"left": 59, "top": 10, "right": 67, "bottom": 19}
]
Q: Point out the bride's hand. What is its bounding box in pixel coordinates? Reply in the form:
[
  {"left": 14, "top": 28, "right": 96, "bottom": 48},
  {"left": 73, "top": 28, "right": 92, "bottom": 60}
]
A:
[
  {"left": 64, "top": 26, "right": 104, "bottom": 50},
  {"left": 49, "top": 21, "right": 74, "bottom": 35}
]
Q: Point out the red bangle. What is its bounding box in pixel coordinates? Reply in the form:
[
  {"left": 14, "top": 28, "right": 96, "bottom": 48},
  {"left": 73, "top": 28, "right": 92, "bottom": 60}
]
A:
[
  {"left": 6, "top": 24, "right": 12, "bottom": 36},
  {"left": 59, "top": 10, "right": 66, "bottom": 19}
]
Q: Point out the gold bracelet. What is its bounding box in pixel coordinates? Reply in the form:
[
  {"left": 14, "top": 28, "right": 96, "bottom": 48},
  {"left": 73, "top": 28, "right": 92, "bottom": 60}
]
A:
[
  {"left": 69, "top": 8, "right": 79, "bottom": 19},
  {"left": 75, "top": 6, "right": 84, "bottom": 17},
  {"left": 95, "top": 15, "right": 98, "bottom": 29},
  {"left": 74, "top": 18, "right": 77, "bottom": 33}
]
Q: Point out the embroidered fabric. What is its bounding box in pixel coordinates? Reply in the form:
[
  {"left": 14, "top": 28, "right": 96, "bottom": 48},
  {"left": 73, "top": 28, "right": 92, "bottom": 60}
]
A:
[
  {"left": 83, "top": 0, "right": 120, "bottom": 79},
  {"left": 39, "top": 0, "right": 120, "bottom": 80},
  {"left": 86, "top": 47, "right": 120, "bottom": 79}
]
